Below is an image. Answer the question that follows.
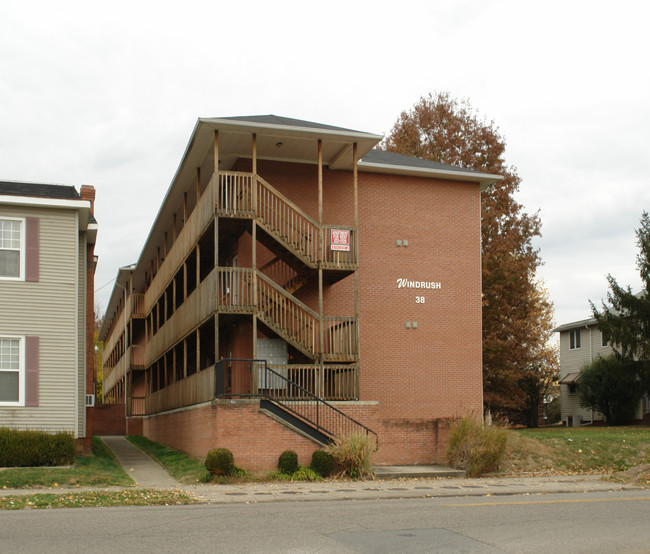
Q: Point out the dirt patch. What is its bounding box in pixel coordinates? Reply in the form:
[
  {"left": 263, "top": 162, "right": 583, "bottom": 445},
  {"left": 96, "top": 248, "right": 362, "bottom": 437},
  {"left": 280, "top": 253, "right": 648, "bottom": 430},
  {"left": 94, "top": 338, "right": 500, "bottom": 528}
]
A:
[
  {"left": 611, "top": 464, "right": 650, "bottom": 485},
  {"left": 500, "top": 434, "right": 558, "bottom": 473}
]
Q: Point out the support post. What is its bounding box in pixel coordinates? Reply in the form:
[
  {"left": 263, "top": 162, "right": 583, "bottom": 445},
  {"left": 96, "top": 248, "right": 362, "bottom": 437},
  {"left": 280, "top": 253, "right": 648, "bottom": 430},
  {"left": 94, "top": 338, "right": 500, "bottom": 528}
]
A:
[
  {"left": 318, "top": 139, "right": 324, "bottom": 376},
  {"left": 353, "top": 142, "right": 360, "bottom": 365}
]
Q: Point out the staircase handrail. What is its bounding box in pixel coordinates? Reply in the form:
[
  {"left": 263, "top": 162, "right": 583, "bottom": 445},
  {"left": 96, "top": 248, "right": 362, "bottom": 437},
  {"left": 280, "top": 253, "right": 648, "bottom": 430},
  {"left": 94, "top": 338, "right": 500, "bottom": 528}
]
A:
[
  {"left": 256, "top": 270, "right": 319, "bottom": 319},
  {"left": 215, "top": 358, "right": 378, "bottom": 448},
  {"left": 255, "top": 175, "right": 320, "bottom": 228}
]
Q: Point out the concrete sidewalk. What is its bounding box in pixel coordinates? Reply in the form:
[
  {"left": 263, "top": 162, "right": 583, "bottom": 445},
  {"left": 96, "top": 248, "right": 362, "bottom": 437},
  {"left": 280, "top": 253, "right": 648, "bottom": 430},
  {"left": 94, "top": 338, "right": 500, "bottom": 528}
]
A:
[
  {"left": 1, "top": 436, "right": 642, "bottom": 505},
  {"left": 184, "top": 473, "right": 640, "bottom": 504},
  {"left": 100, "top": 435, "right": 179, "bottom": 489}
]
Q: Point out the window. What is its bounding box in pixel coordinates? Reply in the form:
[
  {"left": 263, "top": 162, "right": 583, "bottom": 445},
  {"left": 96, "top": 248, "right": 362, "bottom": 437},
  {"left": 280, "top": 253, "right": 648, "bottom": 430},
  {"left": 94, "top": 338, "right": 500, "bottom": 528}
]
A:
[
  {"left": 601, "top": 334, "right": 610, "bottom": 347},
  {"left": 568, "top": 383, "right": 577, "bottom": 394},
  {"left": 569, "top": 329, "right": 581, "bottom": 350},
  {"left": 0, "top": 218, "right": 23, "bottom": 279},
  {"left": 0, "top": 336, "right": 23, "bottom": 405}
]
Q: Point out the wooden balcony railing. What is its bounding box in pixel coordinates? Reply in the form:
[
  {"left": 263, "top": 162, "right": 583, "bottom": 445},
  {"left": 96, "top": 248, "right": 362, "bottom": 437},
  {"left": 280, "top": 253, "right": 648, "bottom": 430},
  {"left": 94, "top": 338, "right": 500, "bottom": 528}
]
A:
[
  {"left": 131, "top": 294, "right": 145, "bottom": 318},
  {"left": 322, "top": 316, "right": 359, "bottom": 361},
  {"left": 215, "top": 172, "right": 354, "bottom": 270},
  {"left": 255, "top": 176, "right": 319, "bottom": 266},
  {"left": 131, "top": 344, "right": 146, "bottom": 369},
  {"left": 216, "top": 171, "right": 254, "bottom": 217},
  {"left": 145, "top": 365, "right": 215, "bottom": 414},
  {"left": 128, "top": 396, "right": 146, "bottom": 417},
  {"left": 144, "top": 171, "right": 216, "bottom": 314},
  {"left": 269, "top": 364, "right": 359, "bottom": 400},
  {"left": 103, "top": 354, "right": 127, "bottom": 398},
  {"left": 215, "top": 267, "right": 357, "bottom": 360},
  {"left": 322, "top": 225, "right": 358, "bottom": 270},
  {"left": 146, "top": 268, "right": 218, "bottom": 366},
  {"left": 217, "top": 267, "right": 254, "bottom": 312},
  {"left": 256, "top": 271, "right": 318, "bottom": 358}
]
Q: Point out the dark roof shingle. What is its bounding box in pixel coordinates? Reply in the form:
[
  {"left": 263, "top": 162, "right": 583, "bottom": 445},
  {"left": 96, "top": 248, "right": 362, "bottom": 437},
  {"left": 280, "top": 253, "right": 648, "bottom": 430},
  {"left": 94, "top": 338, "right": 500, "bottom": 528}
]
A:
[
  {"left": 361, "top": 149, "right": 484, "bottom": 175},
  {"left": 218, "top": 114, "right": 363, "bottom": 134},
  {"left": 0, "top": 180, "right": 81, "bottom": 200}
]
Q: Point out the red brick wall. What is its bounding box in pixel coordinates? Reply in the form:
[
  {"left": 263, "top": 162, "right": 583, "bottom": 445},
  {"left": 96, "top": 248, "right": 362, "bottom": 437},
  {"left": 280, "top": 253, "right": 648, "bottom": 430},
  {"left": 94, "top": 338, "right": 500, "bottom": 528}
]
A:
[
  {"left": 139, "top": 157, "right": 482, "bottom": 466},
  {"left": 247, "top": 159, "right": 483, "bottom": 459},
  {"left": 91, "top": 403, "right": 126, "bottom": 435},
  {"left": 142, "top": 400, "right": 322, "bottom": 470},
  {"left": 141, "top": 399, "right": 454, "bottom": 468}
]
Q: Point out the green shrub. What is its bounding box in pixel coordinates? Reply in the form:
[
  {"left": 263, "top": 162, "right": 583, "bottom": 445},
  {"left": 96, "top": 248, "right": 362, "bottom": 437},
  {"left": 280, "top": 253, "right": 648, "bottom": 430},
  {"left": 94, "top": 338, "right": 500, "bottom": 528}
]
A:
[
  {"left": 446, "top": 416, "right": 508, "bottom": 477},
  {"left": 0, "top": 428, "right": 75, "bottom": 467},
  {"left": 325, "top": 432, "right": 374, "bottom": 479},
  {"left": 310, "top": 450, "right": 333, "bottom": 477},
  {"left": 579, "top": 355, "right": 643, "bottom": 425},
  {"left": 204, "top": 448, "right": 234, "bottom": 476},
  {"left": 278, "top": 450, "right": 298, "bottom": 474},
  {"left": 292, "top": 466, "right": 322, "bottom": 481}
]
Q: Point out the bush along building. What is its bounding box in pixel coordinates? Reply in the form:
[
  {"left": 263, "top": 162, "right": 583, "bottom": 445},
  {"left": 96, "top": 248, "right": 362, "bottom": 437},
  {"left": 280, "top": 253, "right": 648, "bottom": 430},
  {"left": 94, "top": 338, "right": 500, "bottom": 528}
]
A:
[
  {"left": 0, "top": 181, "right": 97, "bottom": 452},
  {"left": 98, "top": 115, "right": 500, "bottom": 469}
]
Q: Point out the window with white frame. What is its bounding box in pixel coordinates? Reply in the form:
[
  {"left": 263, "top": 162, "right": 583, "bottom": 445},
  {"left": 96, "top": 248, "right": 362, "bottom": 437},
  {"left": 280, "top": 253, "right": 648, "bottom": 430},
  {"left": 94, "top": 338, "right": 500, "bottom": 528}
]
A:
[
  {"left": 601, "top": 334, "right": 610, "bottom": 347},
  {"left": 0, "top": 336, "right": 24, "bottom": 405},
  {"left": 0, "top": 218, "right": 23, "bottom": 279},
  {"left": 569, "top": 329, "right": 581, "bottom": 350}
]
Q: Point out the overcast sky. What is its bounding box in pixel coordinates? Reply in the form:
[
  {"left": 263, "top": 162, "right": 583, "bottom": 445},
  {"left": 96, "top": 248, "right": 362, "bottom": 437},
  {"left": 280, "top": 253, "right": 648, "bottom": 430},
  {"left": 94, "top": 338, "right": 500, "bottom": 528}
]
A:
[{"left": 1, "top": 0, "right": 648, "bottom": 328}]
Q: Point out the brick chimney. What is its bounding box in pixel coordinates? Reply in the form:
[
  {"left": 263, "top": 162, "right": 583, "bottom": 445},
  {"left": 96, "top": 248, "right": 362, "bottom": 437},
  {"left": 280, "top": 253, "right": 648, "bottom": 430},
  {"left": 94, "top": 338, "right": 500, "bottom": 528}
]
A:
[{"left": 80, "top": 185, "right": 96, "bottom": 215}]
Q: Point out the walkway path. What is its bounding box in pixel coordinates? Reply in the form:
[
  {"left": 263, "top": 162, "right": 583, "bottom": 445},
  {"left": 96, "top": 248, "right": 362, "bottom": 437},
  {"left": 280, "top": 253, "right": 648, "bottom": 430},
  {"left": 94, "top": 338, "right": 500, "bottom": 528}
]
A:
[{"left": 100, "top": 435, "right": 179, "bottom": 489}]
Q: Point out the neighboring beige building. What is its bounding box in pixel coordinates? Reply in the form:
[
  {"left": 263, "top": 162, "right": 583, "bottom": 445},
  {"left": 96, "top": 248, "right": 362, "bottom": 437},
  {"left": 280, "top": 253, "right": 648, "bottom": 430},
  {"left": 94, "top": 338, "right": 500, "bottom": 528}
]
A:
[
  {"left": 555, "top": 316, "right": 650, "bottom": 426},
  {"left": 0, "top": 181, "right": 97, "bottom": 447}
]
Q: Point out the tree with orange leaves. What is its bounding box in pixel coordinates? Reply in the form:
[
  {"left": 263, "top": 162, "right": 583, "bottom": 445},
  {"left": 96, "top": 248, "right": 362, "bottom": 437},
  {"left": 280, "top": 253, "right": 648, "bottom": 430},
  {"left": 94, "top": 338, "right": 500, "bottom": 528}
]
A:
[{"left": 382, "top": 92, "right": 557, "bottom": 423}]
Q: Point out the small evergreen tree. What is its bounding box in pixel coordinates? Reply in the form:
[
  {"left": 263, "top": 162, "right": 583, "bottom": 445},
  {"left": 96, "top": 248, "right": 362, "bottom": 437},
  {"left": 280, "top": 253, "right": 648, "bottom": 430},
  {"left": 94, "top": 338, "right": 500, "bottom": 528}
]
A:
[
  {"left": 578, "top": 355, "right": 643, "bottom": 425},
  {"left": 591, "top": 211, "right": 650, "bottom": 394}
]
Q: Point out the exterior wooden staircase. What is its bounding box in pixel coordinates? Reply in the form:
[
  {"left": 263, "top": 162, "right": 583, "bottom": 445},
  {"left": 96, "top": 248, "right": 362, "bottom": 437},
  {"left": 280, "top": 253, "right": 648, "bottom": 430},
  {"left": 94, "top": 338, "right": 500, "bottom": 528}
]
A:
[{"left": 216, "top": 171, "right": 358, "bottom": 363}]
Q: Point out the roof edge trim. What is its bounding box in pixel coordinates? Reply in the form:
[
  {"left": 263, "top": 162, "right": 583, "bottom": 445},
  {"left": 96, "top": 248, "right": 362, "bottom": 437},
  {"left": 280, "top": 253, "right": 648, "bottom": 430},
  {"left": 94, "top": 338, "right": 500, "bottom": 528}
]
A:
[{"left": 357, "top": 161, "right": 503, "bottom": 190}]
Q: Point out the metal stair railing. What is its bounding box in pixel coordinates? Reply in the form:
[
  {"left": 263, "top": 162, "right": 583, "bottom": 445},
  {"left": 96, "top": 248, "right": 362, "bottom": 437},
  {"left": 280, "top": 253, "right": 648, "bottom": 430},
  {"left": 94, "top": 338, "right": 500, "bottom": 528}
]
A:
[{"left": 215, "top": 358, "right": 377, "bottom": 448}]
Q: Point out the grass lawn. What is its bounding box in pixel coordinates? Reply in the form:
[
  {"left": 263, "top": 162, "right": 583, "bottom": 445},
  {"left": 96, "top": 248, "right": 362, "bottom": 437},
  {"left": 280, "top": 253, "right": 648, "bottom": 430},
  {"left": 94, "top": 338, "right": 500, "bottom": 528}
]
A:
[
  {"left": 0, "top": 489, "right": 196, "bottom": 510},
  {"left": 126, "top": 435, "right": 210, "bottom": 483},
  {"left": 0, "top": 437, "right": 133, "bottom": 489},
  {"left": 503, "top": 426, "right": 650, "bottom": 475}
]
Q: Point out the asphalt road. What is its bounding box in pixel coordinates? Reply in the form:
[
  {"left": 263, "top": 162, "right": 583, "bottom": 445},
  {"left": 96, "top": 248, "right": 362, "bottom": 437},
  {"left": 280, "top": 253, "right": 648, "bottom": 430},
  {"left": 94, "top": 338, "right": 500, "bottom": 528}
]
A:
[{"left": 2, "top": 489, "right": 650, "bottom": 553}]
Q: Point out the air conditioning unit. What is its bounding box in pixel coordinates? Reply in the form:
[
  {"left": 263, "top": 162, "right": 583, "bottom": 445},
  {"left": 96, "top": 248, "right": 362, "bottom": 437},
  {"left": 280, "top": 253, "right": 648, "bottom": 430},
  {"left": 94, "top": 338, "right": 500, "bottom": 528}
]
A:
[{"left": 85, "top": 394, "right": 95, "bottom": 407}]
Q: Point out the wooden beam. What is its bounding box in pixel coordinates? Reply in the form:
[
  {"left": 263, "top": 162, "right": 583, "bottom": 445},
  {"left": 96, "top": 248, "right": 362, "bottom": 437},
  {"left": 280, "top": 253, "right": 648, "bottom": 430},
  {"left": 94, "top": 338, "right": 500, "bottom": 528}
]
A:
[
  {"left": 196, "top": 244, "right": 200, "bottom": 289},
  {"left": 252, "top": 133, "right": 257, "bottom": 212},
  {"left": 173, "top": 213, "right": 177, "bottom": 241},
  {"left": 318, "top": 139, "right": 324, "bottom": 366},
  {"left": 183, "top": 338, "right": 187, "bottom": 379},
  {"left": 183, "top": 192, "right": 188, "bottom": 223},
  {"left": 353, "top": 142, "right": 360, "bottom": 358},
  {"left": 214, "top": 131, "right": 219, "bottom": 174},
  {"left": 329, "top": 144, "right": 351, "bottom": 169},
  {"left": 196, "top": 167, "right": 201, "bottom": 199},
  {"left": 196, "top": 328, "right": 201, "bottom": 372},
  {"left": 318, "top": 139, "right": 323, "bottom": 225}
]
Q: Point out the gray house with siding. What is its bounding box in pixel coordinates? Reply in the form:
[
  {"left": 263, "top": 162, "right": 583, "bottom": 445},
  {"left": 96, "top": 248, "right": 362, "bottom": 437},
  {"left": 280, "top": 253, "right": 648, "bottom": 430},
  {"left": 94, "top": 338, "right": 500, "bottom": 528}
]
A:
[
  {"left": 0, "top": 181, "right": 97, "bottom": 448},
  {"left": 555, "top": 316, "right": 650, "bottom": 426}
]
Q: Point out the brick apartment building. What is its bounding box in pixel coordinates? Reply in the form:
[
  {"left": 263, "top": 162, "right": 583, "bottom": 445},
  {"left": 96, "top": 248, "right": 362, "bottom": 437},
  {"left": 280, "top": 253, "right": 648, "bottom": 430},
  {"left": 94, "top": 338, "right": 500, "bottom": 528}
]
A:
[{"left": 98, "top": 115, "right": 500, "bottom": 469}]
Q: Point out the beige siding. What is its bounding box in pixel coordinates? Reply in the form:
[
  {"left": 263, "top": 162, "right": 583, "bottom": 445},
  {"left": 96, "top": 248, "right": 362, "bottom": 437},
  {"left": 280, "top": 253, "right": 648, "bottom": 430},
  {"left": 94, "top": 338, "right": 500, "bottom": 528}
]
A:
[
  {"left": 77, "top": 230, "right": 86, "bottom": 436},
  {"left": 0, "top": 205, "right": 82, "bottom": 435},
  {"left": 560, "top": 326, "right": 624, "bottom": 423}
]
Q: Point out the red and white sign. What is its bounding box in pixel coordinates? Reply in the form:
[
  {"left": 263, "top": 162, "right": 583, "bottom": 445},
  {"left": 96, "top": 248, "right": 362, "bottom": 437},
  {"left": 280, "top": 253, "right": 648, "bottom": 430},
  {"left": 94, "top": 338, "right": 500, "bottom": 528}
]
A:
[{"left": 330, "top": 229, "right": 350, "bottom": 252}]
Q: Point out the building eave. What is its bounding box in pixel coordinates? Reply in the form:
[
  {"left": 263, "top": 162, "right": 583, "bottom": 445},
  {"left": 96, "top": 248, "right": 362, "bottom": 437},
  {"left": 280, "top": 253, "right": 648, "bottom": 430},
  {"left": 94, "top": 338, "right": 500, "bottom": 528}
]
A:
[
  {"left": 357, "top": 161, "right": 502, "bottom": 191},
  {"left": 0, "top": 194, "right": 92, "bottom": 229}
]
